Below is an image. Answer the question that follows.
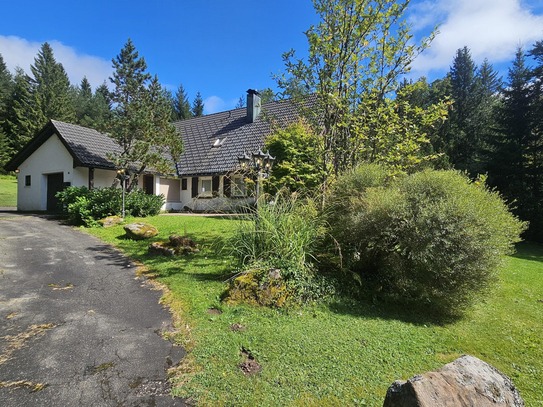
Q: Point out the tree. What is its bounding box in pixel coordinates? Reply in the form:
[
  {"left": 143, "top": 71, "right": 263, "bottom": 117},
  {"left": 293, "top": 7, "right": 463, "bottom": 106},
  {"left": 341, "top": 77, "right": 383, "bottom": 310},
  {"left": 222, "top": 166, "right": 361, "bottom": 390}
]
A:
[
  {"left": 4, "top": 68, "right": 40, "bottom": 153},
  {"left": 0, "top": 54, "right": 13, "bottom": 170},
  {"left": 29, "top": 42, "right": 75, "bottom": 125},
  {"left": 173, "top": 83, "right": 192, "bottom": 120},
  {"left": 487, "top": 48, "right": 540, "bottom": 238},
  {"left": 73, "top": 77, "right": 112, "bottom": 131},
  {"left": 108, "top": 39, "right": 183, "bottom": 190},
  {"left": 0, "top": 54, "right": 12, "bottom": 118},
  {"left": 191, "top": 91, "right": 204, "bottom": 117},
  {"left": 276, "top": 0, "right": 439, "bottom": 193},
  {"left": 235, "top": 95, "right": 245, "bottom": 109},
  {"left": 265, "top": 119, "right": 326, "bottom": 193}
]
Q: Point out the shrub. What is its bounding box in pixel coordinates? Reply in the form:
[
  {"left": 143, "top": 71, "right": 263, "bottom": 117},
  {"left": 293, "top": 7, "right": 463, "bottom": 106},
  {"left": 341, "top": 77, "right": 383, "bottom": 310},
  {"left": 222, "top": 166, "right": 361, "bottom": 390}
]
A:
[
  {"left": 226, "top": 192, "right": 333, "bottom": 304},
  {"left": 57, "top": 186, "right": 164, "bottom": 226},
  {"left": 328, "top": 165, "right": 527, "bottom": 317},
  {"left": 126, "top": 189, "right": 164, "bottom": 217}
]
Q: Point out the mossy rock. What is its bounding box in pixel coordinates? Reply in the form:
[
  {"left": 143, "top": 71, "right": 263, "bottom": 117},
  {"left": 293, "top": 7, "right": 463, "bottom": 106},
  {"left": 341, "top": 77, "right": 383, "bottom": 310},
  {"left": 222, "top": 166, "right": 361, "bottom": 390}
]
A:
[
  {"left": 98, "top": 215, "right": 123, "bottom": 228},
  {"left": 123, "top": 223, "right": 158, "bottom": 240},
  {"left": 148, "top": 235, "right": 199, "bottom": 256},
  {"left": 222, "top": 267, "right": 292, "bottom": 308}
]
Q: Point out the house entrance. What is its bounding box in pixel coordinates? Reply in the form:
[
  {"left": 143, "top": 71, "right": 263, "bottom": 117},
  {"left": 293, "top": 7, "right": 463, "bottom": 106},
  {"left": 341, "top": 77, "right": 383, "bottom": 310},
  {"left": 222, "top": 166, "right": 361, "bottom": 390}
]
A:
[{"left": 46, "top": 172, "right": 64, "bottom": 212}]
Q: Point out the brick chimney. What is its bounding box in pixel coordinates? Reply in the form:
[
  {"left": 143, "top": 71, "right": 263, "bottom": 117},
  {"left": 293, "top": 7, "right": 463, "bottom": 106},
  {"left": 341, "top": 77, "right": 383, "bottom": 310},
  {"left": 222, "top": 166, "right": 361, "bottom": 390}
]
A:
[{"left": 247, "top": 89, "right": 261, "bottom": 123}]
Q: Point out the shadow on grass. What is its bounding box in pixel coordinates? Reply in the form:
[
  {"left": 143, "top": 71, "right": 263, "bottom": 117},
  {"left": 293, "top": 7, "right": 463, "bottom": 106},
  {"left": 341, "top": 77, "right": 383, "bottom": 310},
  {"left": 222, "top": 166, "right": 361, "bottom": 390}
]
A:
[
  {"left": 513, "top": 242, "right": 543, "bottom": 263},
  {"left": 327, "top": 296, "right": 460, "bottom": 326}
]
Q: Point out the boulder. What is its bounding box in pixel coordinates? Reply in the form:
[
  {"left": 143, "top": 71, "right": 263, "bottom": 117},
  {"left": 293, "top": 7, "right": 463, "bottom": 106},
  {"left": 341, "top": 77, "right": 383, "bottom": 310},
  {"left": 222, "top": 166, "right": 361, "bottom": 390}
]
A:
[
  {"left": 383, "top": 355, "right": 524, "bottom": 407},
  {"left": 123, "top": 223, "right": 158, "bottom": 240},
  {"left": 98, "top": 215, "right": 123, "bottom": 228},
  {"left": 147, "top": 235, "right": 199, "bottom": 256}
]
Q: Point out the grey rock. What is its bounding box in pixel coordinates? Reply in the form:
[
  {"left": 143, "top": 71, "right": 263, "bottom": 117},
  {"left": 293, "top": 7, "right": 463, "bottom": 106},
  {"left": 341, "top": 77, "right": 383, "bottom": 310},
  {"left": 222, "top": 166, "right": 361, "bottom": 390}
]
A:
[
  {"left": 124, "top": 222, "right": 158, "bottom": 240},
  {"left": 383, "top": 355, "right": 524, "bottom": 407}
]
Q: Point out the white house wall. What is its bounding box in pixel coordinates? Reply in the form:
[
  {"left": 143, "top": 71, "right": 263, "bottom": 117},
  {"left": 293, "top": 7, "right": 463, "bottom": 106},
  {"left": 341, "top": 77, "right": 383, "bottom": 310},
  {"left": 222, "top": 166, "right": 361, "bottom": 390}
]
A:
[
  {"left": 158, "top": 177, "right": 182, "bottom": 211},
  {"left": 16, "top": 134, "right": 74, "bottom": 211}
]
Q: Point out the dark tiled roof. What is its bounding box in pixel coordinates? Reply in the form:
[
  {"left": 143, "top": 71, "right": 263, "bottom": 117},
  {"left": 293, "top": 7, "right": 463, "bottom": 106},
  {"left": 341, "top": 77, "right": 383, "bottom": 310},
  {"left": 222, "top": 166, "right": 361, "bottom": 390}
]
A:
[
  {"left": 6, "top": 120, "right": 119, "bottom": 171},
  {"left": 173, "top": 98, "right": 303, "bottom": 176},
  {"left": 50, "top": 120, "right": 121, "bottom": 169},
  {"left": 6, "top": 97, "right": 308, "bottom": 175}
]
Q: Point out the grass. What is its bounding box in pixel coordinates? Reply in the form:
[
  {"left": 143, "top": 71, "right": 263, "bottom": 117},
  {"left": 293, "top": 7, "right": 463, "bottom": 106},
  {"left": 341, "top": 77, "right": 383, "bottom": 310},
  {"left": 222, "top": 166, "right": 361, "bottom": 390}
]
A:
[
  {"left": 0, "top": 175, "right": 17, "bottom": 207},
  {"left": 86, "top": 216, "right": 543, "bottom": 406}
]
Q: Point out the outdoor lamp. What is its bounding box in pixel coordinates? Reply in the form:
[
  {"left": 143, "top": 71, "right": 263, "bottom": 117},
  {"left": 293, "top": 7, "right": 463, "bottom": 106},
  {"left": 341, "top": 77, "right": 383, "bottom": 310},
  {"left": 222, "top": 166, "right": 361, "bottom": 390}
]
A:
[{"left": 237, "top": 152, "right": 251, "bottom": 169}]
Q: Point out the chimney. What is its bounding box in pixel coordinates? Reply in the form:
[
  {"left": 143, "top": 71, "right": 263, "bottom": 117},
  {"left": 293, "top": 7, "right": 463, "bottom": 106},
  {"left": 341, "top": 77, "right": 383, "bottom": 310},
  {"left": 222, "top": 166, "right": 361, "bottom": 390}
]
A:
[{"left": 247, "top": 89, "right": 261, "bottom": 123}]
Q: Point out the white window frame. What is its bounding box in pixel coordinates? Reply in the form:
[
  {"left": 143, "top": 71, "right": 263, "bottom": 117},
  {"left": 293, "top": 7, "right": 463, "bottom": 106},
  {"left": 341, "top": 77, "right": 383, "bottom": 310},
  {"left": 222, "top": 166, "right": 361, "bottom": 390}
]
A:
[
  {"left": 231, "top": 175, "right": 246, "bottom": 197},
  {"left": 199, "top": 176, "right": 213, "bottom": 197}
]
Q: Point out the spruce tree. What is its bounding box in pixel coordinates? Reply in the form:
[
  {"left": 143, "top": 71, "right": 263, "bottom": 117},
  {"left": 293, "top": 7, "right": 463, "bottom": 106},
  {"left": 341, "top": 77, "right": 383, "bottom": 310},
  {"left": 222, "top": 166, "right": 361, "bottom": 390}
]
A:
[
  {"left": 0, "top": 54, "right": 12, "bottom": 119},
  {"left": 191, "top": 91, "right": 204, "bottom": 117},
  {"left": 29, "top": 42, "right": 75, "bottom": 125},
  {"left": 4, "top": 68, "right": 40, "bottom": 153},
  {"left": 488, "top": 48, "right": 534, "bottom": 232},
  {"left": 173, "top": 83, "right": 192, "bottom": 120}
]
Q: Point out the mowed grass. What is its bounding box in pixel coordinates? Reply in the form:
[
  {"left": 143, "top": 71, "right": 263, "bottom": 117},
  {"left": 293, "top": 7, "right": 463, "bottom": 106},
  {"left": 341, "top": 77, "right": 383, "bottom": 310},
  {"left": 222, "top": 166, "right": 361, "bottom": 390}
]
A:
[
  {"left": 0, "top": 175, "right": 17, "bottom": 207},
  {"left": 86, "top": 216, "right": 543, "bottom": 406}
]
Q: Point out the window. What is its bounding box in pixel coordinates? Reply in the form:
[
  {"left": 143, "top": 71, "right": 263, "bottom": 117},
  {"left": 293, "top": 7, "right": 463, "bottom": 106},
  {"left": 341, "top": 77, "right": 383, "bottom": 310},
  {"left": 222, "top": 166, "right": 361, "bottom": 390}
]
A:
[
  {"left": 231, "top": 175, "right": 246, "bottom": 197},
  {"left": 25, "top": 175, "right": 31, "bottom": 187},
  {"left": 181, "top": 178, "right": 188, "bottom": 191},
  {"left": 199, "top": 177, "right": 212, "bottom": 197}
]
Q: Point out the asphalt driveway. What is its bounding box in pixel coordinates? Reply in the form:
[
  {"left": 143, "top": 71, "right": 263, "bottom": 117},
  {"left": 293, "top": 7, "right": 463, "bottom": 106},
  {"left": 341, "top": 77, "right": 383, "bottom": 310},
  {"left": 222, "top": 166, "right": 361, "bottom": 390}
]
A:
[{"left": 0, "top": 213, "right": 186, "bottom": 406}]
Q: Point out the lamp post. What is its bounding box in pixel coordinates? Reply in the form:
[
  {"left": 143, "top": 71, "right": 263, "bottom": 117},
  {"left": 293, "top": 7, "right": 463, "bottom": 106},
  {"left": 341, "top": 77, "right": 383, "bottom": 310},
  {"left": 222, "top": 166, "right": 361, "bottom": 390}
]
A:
[
  {"left": 237, "top": 149, "right": 275, "bottom": 207},
  {"left": 117, "top": 169, "right": 129, "bottom": 218}
]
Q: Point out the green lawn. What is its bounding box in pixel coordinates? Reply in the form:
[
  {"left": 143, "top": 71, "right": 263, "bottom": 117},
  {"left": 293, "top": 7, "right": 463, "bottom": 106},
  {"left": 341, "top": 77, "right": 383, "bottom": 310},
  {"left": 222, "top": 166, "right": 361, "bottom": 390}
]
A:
[
  {"left": 86, "top": 216, "right": 543, "bottom": 406},
  {"left": 0, "top": 175, "right": 17, "bottom": 207}
]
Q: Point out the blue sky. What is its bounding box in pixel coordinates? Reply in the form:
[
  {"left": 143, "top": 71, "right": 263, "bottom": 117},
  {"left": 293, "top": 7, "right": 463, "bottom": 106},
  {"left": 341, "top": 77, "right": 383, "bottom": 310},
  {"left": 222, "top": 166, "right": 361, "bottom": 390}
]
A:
[{"left": 1, "top": 0, "right": 543, "bottom": 114}]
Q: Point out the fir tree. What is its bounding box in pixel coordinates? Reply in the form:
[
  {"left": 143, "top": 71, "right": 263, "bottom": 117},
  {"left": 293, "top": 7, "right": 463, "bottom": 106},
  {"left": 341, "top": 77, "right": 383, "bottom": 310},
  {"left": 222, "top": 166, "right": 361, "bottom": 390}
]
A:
[
  {"left": 173, "top": 83, "right": 192, "bottom": 120},
  {"left": 29, "top": 42, "right": 75, "bottom": 125},
  {"left": 191, "top": 91, "right": 204, "bottom": 117},
  {"left": 4, "top": 68, "right": 40, "bottom": 152}
]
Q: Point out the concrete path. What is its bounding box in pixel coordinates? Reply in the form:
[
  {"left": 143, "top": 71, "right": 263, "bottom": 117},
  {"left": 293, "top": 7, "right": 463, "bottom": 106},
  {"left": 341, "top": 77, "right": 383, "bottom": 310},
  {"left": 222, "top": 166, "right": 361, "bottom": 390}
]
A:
[{"left": 0, "top": 213, "right": 186, "bottom": 406}]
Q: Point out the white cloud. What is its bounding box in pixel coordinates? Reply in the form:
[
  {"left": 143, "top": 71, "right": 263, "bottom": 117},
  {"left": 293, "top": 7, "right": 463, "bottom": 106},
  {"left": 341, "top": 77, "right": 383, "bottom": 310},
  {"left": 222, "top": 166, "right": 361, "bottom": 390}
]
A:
[
  {"left": 203, "top": 95, "right": 239, "bottom": 115},
  {"left": 409, "top": 0, "right": 543, "bottom": 77},
  {"left": 0, "top": 35, "right": 112, "bottom": 89}
]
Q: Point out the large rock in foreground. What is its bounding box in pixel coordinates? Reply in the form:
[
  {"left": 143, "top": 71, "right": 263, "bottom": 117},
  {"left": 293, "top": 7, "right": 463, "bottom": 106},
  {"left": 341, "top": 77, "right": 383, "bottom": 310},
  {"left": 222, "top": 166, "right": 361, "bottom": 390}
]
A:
[
  {"left": 123, "top": 223, "right": 158, "bottom": 240},
  {"left": 383, "top": 355, "right": 524, "bottom": 407}
]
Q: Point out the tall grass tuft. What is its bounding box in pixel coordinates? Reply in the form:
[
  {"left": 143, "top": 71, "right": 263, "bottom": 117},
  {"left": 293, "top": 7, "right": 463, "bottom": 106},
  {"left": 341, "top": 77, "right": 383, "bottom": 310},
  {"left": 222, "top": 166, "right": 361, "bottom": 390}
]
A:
[{"left": 227, "top": 191, "right": 331, "bottom": 302}]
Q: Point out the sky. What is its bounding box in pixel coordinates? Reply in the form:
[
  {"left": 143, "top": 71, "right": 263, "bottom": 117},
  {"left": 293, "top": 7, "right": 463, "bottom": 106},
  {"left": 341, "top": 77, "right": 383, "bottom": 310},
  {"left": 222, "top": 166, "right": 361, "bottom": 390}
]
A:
[{"left": 1, "top": 0, "right": 543, "bottom": 114}]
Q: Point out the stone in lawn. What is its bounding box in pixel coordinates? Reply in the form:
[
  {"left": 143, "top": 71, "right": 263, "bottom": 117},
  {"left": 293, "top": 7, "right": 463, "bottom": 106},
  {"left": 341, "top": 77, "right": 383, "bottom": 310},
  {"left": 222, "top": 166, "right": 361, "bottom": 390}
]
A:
[
  {"left": 98, "top": 215, "right": 123, "bottom": 228},
  {"left": 383, "top": 355, "right": 524, "bottom": 407},
  {"left": 124, "top": 223, "right": 158, "bottom": 240}
]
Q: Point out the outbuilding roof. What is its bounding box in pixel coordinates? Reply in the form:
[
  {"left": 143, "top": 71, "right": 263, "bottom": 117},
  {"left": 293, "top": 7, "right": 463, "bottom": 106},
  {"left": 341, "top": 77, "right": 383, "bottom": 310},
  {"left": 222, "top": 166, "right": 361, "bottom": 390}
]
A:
[{"left": 5, "top": 120, "right": 120, "bottom": 171}]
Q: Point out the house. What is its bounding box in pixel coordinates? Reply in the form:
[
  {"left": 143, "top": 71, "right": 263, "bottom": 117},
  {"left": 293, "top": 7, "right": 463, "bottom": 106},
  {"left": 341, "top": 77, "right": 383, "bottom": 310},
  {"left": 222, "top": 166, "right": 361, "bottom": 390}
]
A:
[{"left": 6, "top": 90, "right": 304, "bottom": 212}]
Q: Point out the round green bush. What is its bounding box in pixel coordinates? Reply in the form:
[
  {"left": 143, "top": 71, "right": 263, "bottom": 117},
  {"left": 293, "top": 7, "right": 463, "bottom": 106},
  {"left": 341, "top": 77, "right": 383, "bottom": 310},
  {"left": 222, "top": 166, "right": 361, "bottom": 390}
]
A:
[{"left": 329, "top": 165, "right": 527, "bottom": 317}]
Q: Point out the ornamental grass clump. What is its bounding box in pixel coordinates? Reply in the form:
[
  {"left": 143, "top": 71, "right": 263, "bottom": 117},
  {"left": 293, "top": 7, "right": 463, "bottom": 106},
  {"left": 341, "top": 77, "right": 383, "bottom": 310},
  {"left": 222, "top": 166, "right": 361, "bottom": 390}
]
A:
[
  {"left": 328, "top": 165, "right": 527, "bottom": 318},
  {"left": 225, "top": 192, "right": 332, "bottom": 305}
]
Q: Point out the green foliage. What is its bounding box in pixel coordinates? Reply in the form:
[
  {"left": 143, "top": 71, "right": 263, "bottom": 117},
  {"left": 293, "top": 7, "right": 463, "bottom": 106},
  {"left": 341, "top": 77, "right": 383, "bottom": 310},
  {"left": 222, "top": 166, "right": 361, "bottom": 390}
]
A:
[
  {"left": 173, "top": 83, "right": 192, "bottom": 120},
  {"left": 226, "top": 193, "right": 332, "bottom": 303},
  {"left": 56, "top": 186, "right": 164, "bottom": 226},
  {"left": 125, "top": 188, "right": 164, "bottom": 217},
  {"left": 108, "top": 39, "right": 183, "bottom": 190},
  {"left": 264, "top": 119, "right": 325, "bottom": 193},
  {"left": 328, "top": 164, "right": 527, "bottom": 317},
  {"left": 191, "top": 91, "right": 204, "bottom": 117}
]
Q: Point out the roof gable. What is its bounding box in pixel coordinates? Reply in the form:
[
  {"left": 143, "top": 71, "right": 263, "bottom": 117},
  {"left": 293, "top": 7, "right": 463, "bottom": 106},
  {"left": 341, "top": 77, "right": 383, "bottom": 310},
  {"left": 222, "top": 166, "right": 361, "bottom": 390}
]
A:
[{"left": 6, "top": 120, "right": 120, "bottom": 171}]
